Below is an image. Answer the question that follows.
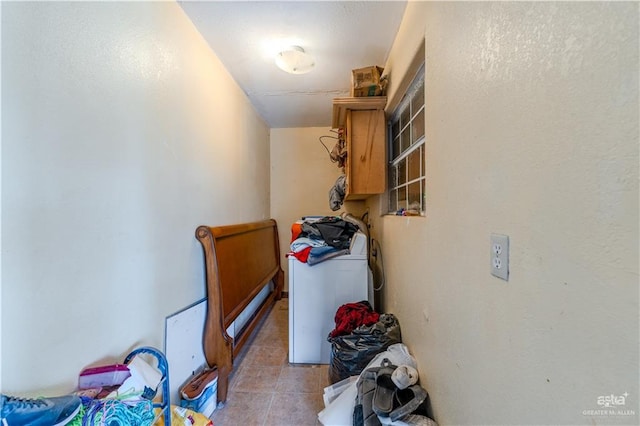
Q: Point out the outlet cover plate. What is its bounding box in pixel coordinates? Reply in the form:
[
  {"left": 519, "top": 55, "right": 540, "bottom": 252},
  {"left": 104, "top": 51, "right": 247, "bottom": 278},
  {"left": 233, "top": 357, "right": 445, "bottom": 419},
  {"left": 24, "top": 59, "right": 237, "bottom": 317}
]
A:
[{"left": 491, "top": 234, "right": 509, "bottom": 280}]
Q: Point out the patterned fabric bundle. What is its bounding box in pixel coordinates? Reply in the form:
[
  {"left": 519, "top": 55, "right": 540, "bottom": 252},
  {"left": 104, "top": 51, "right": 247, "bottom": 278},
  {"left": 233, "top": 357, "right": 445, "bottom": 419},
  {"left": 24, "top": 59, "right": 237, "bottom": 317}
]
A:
[{"left": 81, "top": 398, "right": 154, "bottom": 426}]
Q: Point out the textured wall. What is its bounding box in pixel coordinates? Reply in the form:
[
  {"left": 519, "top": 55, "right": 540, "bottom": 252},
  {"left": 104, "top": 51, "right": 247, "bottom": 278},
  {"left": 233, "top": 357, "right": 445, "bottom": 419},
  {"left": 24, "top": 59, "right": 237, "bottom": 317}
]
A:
[
  {"left": 2, "top": 2, "right": 270, "bottom": 394},
  {"left": 369, "top": 2, "right": 639, "bottom": 424}
]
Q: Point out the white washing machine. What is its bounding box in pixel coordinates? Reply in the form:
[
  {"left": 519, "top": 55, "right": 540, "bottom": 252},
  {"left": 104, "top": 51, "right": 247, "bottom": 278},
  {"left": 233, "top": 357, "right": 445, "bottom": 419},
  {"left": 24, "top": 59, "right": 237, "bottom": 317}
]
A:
[{"left": 288, "top": 232, "right": 370, "bottom": 364}]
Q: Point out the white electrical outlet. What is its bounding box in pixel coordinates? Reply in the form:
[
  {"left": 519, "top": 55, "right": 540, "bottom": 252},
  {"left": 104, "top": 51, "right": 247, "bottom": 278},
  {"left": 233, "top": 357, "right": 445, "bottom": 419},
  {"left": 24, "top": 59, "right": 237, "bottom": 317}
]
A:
[{"left": 490, "top": 234, "right": 509, "bottom": 280}]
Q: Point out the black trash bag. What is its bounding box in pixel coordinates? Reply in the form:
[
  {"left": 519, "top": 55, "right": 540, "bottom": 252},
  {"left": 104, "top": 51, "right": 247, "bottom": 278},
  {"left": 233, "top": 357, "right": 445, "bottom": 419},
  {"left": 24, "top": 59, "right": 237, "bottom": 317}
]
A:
[{"left": 327, "top": 314, "right": 402, "bottom": 384}]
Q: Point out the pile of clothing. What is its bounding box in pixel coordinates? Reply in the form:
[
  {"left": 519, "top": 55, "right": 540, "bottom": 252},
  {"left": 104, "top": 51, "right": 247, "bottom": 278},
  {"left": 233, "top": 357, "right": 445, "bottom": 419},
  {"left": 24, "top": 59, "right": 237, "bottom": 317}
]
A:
[
  {"left": 329, "top": 301, "right": 380, "bottom": 338},
  {"left": 0, "top": 347, "right": 214, "bottom": 426},
  {"left": 327, "top": 302, "right": 402, "bottom": 384},
  {"left": 319, "top": 343, "right": 438, "bottom": 426},
  {"left": 289, "top": 216, "right": 360, "bottom": 265}
]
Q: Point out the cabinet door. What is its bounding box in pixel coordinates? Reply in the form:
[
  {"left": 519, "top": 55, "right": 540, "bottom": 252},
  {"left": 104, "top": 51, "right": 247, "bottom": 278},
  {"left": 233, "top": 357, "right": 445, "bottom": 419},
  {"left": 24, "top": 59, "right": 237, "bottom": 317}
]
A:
[{"left": 345, "top": 109, "right": 386, "bottom": 199}]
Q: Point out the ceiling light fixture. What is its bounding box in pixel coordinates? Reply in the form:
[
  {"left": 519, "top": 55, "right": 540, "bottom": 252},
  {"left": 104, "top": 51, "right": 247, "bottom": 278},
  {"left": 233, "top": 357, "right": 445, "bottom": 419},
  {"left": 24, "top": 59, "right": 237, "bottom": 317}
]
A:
[{"left": 275, "top": 46, "right": 315, "bottom": 75}]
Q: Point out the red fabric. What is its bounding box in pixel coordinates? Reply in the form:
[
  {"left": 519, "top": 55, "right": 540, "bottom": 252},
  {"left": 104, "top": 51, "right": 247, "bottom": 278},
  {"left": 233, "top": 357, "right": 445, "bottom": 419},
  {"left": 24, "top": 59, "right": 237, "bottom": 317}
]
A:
[
  {"left": 329, "top": 302, "right": 379, "bottom": 338},
  {"left": 288, "top": 246, "right": 312, "bottom": 263}
]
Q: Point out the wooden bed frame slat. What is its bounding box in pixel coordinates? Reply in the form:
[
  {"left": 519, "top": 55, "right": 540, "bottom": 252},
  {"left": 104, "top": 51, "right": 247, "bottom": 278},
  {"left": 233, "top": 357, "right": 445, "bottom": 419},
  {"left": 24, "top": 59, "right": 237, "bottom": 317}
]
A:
[{"left": 195, "top": 219, "right": 284, "bottom": 404}]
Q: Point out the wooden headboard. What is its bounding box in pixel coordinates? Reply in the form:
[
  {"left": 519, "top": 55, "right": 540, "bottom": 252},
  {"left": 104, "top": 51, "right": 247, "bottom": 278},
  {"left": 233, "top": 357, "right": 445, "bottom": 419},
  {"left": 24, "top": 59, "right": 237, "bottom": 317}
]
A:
[{"left": 195, "top": 219, "right": 284, "bottom": 404}]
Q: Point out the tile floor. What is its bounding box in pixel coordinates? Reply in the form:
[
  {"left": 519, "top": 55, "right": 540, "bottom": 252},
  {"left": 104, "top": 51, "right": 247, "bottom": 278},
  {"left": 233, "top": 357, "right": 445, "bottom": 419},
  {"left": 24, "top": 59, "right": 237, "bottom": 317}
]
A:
[{"left": 210, "top": 298, "right": 328, "bottom": 426}]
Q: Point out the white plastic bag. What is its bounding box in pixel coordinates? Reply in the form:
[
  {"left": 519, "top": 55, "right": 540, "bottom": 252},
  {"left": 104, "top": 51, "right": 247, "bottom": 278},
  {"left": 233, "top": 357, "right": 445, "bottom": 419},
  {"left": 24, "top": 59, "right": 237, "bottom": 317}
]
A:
[
  {"left": 323, "top": 375, "right": 359, "bottom": 407},
  {"left": 318, "top": 380, "right": 358, "bottom": 426}
]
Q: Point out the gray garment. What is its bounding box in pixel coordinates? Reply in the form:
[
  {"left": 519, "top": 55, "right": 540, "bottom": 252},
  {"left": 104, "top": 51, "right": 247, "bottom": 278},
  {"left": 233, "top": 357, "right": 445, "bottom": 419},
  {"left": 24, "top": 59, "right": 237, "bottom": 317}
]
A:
[
  {"left": 354, "top": 365, "right": 383, "bottom": 426},
  {"left": 329, "top": 174, "right": 347, "bottom": 211}
]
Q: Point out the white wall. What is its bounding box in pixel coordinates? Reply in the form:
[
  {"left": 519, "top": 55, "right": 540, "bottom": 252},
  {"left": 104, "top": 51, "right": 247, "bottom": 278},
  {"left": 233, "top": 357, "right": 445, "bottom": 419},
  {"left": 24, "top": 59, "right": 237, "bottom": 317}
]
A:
[
  {"left": 270, "top": 127, "right": 367, "bottom": 290},
  {"left": 368, "top": 2, "right": 639, "bottom": 425},
  {"left": 1, "top": 1, "right": 270, "bottom": 395}
]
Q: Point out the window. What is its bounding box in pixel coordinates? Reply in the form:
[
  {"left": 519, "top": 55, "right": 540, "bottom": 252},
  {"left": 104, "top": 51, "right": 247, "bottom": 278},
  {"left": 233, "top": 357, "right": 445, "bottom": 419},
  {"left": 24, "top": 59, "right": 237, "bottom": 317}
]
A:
[{"left": 387, "top": 64, "right": 425, "bottom": 215}]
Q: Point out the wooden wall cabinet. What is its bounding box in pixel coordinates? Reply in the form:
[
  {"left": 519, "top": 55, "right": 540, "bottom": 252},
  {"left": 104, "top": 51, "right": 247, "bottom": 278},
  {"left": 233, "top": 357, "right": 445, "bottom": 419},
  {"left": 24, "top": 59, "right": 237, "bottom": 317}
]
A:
[{"left": 332, "top": 97, "right": 387, "bottom": 200}]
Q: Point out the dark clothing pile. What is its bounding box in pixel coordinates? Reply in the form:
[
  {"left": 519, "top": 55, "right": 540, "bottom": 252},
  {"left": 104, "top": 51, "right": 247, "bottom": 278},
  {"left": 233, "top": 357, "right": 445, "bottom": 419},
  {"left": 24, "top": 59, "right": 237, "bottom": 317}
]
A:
[
  {"left": 299, "top": 216, "right": 359, "bottom": 250},
  {"left": 288, "top": 216, "right": 359, "bottom": 265}
]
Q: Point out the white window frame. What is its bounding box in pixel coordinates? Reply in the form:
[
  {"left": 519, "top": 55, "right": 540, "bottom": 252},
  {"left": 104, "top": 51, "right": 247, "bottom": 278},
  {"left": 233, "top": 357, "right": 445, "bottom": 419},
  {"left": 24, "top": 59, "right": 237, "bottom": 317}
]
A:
[{"left": 387, "top": 63, "right": 426, "bottom": 216}]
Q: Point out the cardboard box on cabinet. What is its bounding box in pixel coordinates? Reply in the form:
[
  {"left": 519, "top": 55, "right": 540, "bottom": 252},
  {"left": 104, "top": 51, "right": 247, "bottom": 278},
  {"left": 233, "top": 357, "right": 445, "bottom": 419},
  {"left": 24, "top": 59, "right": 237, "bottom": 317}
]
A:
[{"left": 351, "top": 66, "right": 386, "bottom": 97}]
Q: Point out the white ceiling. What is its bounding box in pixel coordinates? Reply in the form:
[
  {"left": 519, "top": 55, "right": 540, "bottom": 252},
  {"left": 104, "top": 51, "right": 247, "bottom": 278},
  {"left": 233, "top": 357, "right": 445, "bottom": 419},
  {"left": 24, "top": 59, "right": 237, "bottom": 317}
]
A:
[{"left": 179, "top": 1, "right": 407, "bottom": 128}]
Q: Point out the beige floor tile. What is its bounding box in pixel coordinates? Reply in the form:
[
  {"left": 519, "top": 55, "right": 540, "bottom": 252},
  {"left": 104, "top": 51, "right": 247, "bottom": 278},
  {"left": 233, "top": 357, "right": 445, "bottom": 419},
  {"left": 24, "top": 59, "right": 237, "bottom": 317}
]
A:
[
  {"left": 244, "top": 344, "right": 288, "bottom": 367},
  {"left": 252, "top": 327, "right": 288, "bottom": 348},
  {"left": 231, "top": 365, "right": 282, "bottom": 393},
  {"left": 263, "top": 392, "right": 325, "bottom": 426},
  {"left": 215, "top": 298, "right": 329, "bottom": 425},
  {"left": 275, "top": 365, "right": 321, "bottom": 394},
  {"left": 210, "top": 391, "right": 273, "bottom": 426}
]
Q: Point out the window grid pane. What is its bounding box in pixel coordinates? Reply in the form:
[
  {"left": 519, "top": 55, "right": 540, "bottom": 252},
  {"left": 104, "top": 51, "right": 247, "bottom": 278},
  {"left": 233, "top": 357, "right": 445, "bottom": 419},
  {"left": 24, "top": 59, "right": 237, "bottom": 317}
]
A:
[
  {"left": 412, "top": 80, "right": 424, "bottom": 112},
  {"left": 408, "top": 149, "right": 421, "bottom": 182},
  {"left": 400, "top": 105, "right": 411, "bottom": 130},
  {"left": 412, "top": 108, "right": 425, "bottom": 143},
  {"left": 398, "top": 185, "right": 407, "bottom": 211},
  {"left": 398, "top": 158, "right": 407, "bottom": 185},
  {"left": 400, "top": 126, "right": 411, "bottom": 153},
  {"left": 392, "top": 136, "right": 400, "bottom": 160},
  {"left": 408, "top": 181, "right": 421, "bottom": 211},
  {"left": 387, "top": 63, "right": 425, "bottom": 214}
]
